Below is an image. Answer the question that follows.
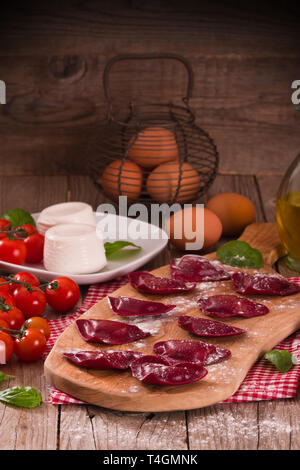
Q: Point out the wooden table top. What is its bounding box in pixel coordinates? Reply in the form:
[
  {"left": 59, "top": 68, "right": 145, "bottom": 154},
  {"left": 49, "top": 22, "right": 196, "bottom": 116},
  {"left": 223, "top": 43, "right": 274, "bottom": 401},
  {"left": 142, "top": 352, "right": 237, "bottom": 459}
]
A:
[{"left": 0, "top": 172, "right": 299, "bottom": 450}]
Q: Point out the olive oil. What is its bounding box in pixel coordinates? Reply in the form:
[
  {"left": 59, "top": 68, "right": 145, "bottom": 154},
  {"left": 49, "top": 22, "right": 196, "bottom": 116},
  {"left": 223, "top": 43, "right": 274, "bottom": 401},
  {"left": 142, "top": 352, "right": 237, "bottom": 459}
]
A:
[{"left": 276, "top": 191, "right": 300, "bottom": 270}]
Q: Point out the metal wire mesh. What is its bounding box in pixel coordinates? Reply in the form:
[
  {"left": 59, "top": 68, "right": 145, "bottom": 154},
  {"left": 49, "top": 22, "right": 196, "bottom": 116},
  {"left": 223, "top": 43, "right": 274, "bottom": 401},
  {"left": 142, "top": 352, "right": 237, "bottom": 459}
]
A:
[{"left": 91, "top": 55, "right": 219, "bottom": 207}]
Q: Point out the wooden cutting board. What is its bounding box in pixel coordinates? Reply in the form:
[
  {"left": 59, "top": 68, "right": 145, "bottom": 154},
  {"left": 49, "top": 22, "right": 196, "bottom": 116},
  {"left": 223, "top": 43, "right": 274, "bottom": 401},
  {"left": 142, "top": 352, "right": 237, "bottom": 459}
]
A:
[{"left": 44, "top": 223, "right": 300, "bottom": 412}]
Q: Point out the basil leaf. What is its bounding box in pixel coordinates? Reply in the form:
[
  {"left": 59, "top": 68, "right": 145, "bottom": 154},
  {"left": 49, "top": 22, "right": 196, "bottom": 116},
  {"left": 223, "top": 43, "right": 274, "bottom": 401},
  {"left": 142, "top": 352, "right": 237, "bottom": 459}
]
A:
[
  {"left": 263, "top": 350, "right": 297, "bottom": 373},
  {"left": 216, "top": 240, "right": 264, "bottom": 268},
  {"left": 104, "top": 241, "right": 141, "bottom": 258},
  {"left": 1, "top": 209, "right": 36, "bottom": 228},
  {"left": 0, "top": 386, "right": 42, "bottom": 408},
  {"left": 0, "top": 372, "right": 15, "bottom": 385}
]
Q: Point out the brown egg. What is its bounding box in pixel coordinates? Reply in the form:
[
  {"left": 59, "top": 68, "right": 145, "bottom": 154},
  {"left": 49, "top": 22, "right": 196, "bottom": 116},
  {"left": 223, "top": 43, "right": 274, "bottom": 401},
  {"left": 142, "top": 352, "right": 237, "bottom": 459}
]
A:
[
  {"left": 128, "top": 126, "right": 179, "bottom": 168},
  {"left": 100, "top": 160, "right": 143, "bottom": 201},
  {"left": 165, "top": 206, "right": 223, "bottom": 251},
  {"left": 146, "top": 162, "right": 201, "bottom": 203},
  {"left": 206, "top": 192, "right": 255, "bottom": 236}
]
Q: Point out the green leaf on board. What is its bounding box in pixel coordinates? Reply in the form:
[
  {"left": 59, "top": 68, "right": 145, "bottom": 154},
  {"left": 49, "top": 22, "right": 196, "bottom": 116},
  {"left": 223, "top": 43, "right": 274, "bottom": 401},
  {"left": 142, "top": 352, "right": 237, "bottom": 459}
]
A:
[{"left": 216, "top": 240, "right": 264, "bottom": 268}]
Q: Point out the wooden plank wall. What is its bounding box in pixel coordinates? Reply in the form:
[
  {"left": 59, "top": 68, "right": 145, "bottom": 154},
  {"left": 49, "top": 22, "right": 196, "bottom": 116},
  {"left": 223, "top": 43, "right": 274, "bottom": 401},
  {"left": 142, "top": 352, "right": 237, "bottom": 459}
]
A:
[{"left": 0, "top": 0, "right": 299, "bottom": 178}]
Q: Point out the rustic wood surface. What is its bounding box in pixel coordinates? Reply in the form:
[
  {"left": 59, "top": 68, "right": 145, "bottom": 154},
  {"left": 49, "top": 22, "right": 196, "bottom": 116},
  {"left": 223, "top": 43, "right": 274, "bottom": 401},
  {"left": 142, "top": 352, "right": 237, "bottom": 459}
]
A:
[{"left": 0, "top": 172, "right": 298, "bottom": 449}]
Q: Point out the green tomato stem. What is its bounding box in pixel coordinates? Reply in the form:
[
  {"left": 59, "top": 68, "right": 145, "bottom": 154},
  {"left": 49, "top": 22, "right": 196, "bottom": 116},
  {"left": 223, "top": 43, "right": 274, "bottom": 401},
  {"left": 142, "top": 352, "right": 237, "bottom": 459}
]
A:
[
  {"left": 0, "top": 325, "right": 22, "bottom": 337},
  {"left": 0, "top": 277, "right": 40, "bottom": 293}
]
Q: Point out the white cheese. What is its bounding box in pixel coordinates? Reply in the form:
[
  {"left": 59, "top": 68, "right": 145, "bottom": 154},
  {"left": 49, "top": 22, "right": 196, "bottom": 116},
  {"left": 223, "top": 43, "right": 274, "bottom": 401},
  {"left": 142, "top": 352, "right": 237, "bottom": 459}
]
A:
[
  {"left": 37, "top": 202, "right": 96, "bottom": 234},
  {"left": 44, "top": 223, "right": 107, "bottom": 274}
]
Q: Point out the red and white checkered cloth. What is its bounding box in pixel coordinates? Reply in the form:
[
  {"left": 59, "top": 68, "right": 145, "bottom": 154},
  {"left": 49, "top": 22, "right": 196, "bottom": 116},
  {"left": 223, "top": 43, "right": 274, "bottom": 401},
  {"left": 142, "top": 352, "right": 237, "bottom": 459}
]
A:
[{"left": 46, "top": 277, "right": 300, "bottom": 406}]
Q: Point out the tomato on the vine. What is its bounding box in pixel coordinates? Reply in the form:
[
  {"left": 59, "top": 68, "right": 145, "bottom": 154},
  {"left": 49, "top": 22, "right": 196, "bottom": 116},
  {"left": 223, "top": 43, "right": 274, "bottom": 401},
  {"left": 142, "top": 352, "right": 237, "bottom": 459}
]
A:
[
  {"left": 0, "top": 219, "right": 11, "bottom": 240},
  {"left": 0, "top": 318, "right": 9, "bottom": 329},
  {"left": 9, "top": 272, "right": 40, "bottom": 293},
  {"left": 0, "top": 277, "right": 10, "bottom": 293},
  {"left": 24, "top": 233, "right": 44, "bottom": 263},
  {"left": 0, "top": 303, "right": 25, "bottom": 330},
  {"left": 46, "top": 276, "right": 80, "bottom": 312},
  {"left": 0, "top": 238, "right": 27, "bottom": 265},
  {"left": 14, "top": 328, "right": 46, "bottom": 362},
  {"left": 23, "top": 317, "right": 51, "bottom": 340},
  {"left": 14, "top": 224, "right": 38, "bottom": 238},
  {"left": 13, "top": 286, "right": 46, "bottom": 319},
  {"left": 0, "top": 330, "right": 14, "bottom": 362},
  {"left": 0, "top": 291, "right": 15, "bottom": 307}
]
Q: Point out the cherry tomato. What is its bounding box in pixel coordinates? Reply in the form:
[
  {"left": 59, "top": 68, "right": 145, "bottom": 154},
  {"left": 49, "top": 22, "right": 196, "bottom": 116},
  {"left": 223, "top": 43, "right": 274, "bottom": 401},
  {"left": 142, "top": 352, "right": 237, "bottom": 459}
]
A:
[
  {"left": 0, "top": 277, "right": 10, "bottom": 293},
  {"left": 14, "top": 328, "right": 46, "bottom": 362},
  {"left": 0, "top": 305, "right": 25, "bottom": 330},
  {"left": 13, "top": 286, "right": 46, "bottom": 319},
  {"left": 23, "top": 317, "right": 50, "bottom": 340},
  {"left": 46, "top": 276, "right": 80, "bottom": 312},
  {"left": 9, "top": 272, "right": 40, "bottom": 294},
  {"left": 0, "top": 330, "right": 14, "bottom": 361},
  {"left": 14, "top": 224, "right": 38, "bottom": 238},
  {"left": 0, "top": 318, "right": 9, "bottom": 329},
  {"left": 24, "top": 233, "right": 44, "bottom": 263},
  {"left": 0, "top": 219, "right": 11, "bottom": 240},
  {"left": 0, "top": 291, "right": 15, "bottom": 307},
  {"left": 0, "top": 238, "right": 27, "bottom": 265}
]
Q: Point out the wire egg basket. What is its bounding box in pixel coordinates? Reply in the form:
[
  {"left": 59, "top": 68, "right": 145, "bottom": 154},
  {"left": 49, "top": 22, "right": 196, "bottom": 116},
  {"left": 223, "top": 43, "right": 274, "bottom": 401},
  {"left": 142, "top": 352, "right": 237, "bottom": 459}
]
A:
[{"left": 93, "top": 54, "right": 219, "bottom": 206}]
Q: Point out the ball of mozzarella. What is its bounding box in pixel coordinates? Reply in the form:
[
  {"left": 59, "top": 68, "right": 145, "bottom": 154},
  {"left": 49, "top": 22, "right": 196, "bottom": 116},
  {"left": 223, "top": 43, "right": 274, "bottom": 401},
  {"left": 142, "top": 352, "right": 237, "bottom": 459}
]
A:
[
  {"left": 44, "top": 223, "right": 107, "bottom": 274},
  {"left": 37, "top": 202, "right": 96, "bottom": 235}
]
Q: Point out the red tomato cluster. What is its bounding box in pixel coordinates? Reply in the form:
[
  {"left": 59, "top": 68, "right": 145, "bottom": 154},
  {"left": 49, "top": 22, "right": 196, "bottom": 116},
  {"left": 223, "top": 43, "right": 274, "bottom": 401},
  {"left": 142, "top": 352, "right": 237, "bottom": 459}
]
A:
[
  {"left": 0, "top": 316, "right": 49, "bottom": 362},
  {"left": 0, "top": 272, "right": 80, "bottom": 363},
  {"left": 0, "top": 221, "right": 44, "bottom": 265}
]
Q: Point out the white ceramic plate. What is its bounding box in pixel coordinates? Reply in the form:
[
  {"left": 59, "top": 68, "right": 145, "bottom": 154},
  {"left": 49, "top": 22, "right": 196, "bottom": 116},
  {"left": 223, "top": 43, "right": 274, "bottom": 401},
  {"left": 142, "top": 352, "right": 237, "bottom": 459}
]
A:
[{"left": 0, "top": 212, "right": 169, "bottom": 285}]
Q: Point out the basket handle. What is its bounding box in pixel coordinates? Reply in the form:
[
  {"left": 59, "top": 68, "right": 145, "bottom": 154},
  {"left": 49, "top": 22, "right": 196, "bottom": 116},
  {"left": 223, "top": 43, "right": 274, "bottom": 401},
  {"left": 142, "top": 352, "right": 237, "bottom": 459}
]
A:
[{"left": 103, "top": 53, "right": 194, "bottom": 107}]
